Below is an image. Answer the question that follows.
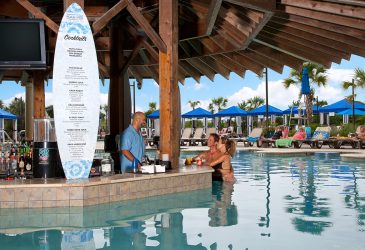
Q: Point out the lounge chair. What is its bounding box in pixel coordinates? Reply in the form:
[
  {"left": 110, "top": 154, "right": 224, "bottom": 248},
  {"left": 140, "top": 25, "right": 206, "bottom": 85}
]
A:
[
  {"left": 242, "top": 128, "right": 263, "bottom": 147},
  {"left": 190, "top": 127, "right": 204, "bottom": 146},
  {"left": 293, "top": 126, "right": 332, "bottom": 148},
  {"left": 180, "top": 128, "right": 193, "bottom": 146},
  {"left": 328, "top": 125, "right": 364, "bottom": 149}
]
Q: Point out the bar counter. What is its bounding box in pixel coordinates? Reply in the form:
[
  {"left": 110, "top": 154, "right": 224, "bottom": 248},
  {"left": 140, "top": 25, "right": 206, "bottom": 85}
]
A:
[{"left": 0, "top": 166, "right": 213, "bottom": 208}]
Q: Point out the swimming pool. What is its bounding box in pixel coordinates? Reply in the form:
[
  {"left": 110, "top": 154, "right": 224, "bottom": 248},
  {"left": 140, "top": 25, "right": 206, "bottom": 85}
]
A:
[{"left": 0, "top": 151, "right": 364, "bottom": 249}]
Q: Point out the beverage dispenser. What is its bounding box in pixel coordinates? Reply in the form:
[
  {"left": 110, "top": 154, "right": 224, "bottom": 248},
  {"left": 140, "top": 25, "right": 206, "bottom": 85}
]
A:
[{"left": 33, "top": 119, "right": 63, "bottom": 178}]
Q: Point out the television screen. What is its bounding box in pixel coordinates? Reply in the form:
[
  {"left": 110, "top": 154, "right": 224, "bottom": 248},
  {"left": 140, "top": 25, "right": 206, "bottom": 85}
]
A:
[{"left": 0, "top": 19, "right": 46, "bottom": 69}]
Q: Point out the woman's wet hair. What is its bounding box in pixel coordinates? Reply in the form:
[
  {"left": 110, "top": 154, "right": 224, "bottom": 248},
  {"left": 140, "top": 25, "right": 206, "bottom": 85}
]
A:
[
  {"left": 220, "top": 137, "right": 236, "bottom": 157},
  {"left": 210, "top": 133, "right": 220, "bottom": 143}
]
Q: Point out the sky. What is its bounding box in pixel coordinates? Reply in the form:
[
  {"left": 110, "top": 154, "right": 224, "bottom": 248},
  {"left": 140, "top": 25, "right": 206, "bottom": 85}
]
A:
[{"left": 1, "top": 55, "right": 365, "bottom": 114}]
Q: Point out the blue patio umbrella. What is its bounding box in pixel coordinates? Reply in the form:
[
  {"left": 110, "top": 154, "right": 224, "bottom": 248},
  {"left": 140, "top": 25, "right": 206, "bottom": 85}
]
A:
[
  {"left": 337, "top": 108, "right": 365, "bottom": 115},
  {"left": 182, "top": 107, "right": 213, "bottom": 118},
  {"left": 301, "top": 67, "right": 310, "bottom": 95},
  {"left": 283, "top": 105, "right": 321, "bottom": 115},
  {"left": 147, "top": 110, "right": 160, "bottom": 119},
  {"left": 320, "top": 99, "right": 365, "bottom": 113},
  {"left": 248, "top": 105, "right": 283, "bottom": 116},
  {"left": 0, "top": 108, "right": 17, "bottom": 120},
  {"left": 214, "top": 106, "right": 247, "bottom": 117}
]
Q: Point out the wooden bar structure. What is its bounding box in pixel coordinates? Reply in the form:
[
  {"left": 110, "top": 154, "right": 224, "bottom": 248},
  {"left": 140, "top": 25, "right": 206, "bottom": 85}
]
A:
[{"left": 1, "top": 0, "right": 365, "bottom": 167}]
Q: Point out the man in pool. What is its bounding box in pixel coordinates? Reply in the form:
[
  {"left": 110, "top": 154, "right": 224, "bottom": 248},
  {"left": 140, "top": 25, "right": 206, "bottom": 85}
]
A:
[{"left": 193, "top": 133, "right": 222, "bottom": 165}]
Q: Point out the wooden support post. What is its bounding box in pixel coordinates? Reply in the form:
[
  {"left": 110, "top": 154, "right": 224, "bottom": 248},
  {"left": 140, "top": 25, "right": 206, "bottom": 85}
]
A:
[
  {"left": 33, "top": 72, "right": 45, "bottom": 119},
  {"left": 63, "top": 0, "right": 84, "bottom": 10},
  {"left": 108, "top": 21, "right": 131, "bottom": 171},
  {"left": 159, "top": 0, "right": 180, "bottom": 168},
  {"left": 25, "top": 82, "right": 34, "bottom": 141}
]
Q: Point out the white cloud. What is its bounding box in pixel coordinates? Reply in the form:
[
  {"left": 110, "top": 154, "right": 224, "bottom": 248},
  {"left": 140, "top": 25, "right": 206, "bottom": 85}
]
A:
[
  {"left": 194, "top": 83, "right": 207, "bottom": 90},
  {"left": 3, "top": 92, "right": 25, "bottom": 105},
  {"left": 100, "top": 93, "right": 108, "bottom": 106},
  {"left": 227, "top": 80, "right": 300, "bottom": 109},
  {"left": 327, "top": 68, "right": 353, "bottom": 84},
  {"left": 45, "top": 92, "right": 53, "bottom": 106}
]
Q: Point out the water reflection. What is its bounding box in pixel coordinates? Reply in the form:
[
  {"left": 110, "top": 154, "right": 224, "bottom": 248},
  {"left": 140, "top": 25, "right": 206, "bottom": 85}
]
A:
[
  {"left": 258, "top": 159, "right": 271, "bottom": 237},
  {"left": 286, "top": 159, "right": 332, "bottom": 235},
  {"left": 0, "top": 189, "right": 212, "bottom": 249},
  {"left": 340, "top": 165, "right": 365, "bottom": 230},
  {"left": 209, "top": 181, "right": 238, "bottom": 227}
]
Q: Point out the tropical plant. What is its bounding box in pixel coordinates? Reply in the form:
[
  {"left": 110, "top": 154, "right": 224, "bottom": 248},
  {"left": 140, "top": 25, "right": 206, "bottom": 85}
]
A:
[
  {"left": 145, "top": 102, "right": 157, "bottom": 116},
  {"left": 237, "top": 100, "right": 248, "bottom": 111},
  {"left": 5, "top": 97, "right": 25, "bottom": 131},
  {"left": 342, "top": 68, "right": 365, "bottom": 103},
  {"left": 208, "top": 97, "right": 228, "bottom": 113},
  {"left": 238, "top": 96, "right": 264, "bottom": 111},
  {"left": 0, "top": 99, "right": 4, "bottom": 109},
  {"left": 247, "top": 96, "right": 264, "bottom": 110},
  {"left": 46, "top": 105, "right": 54, "bottom": 118},
  {"left": 188, "top": 100, "right": 200, "bottom": 110},
  {"left": 283, "top": 62, "right": 328, "bottom": 123}
]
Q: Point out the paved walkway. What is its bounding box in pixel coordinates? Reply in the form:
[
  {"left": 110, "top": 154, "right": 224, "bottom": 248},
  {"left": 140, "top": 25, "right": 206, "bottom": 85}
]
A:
[{"left": 98, "top": 140, "right": 365, "bottom": 160}]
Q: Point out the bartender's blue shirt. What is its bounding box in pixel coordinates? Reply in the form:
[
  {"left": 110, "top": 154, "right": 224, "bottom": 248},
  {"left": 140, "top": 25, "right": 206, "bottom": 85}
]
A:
[{"left": 120, "top": 125, "right": 145, "bottom": 173}]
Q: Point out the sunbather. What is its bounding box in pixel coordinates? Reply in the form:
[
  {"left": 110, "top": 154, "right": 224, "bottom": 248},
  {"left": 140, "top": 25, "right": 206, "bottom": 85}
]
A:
[
  {"left": 209, "top": 137, "right": 236, "bottom": 182},
  {"left": 356, "top": 126, "right": 365, "bottom": 140},
  {"left": 293, "top": 127, "right": 306, "bottom": 140}
]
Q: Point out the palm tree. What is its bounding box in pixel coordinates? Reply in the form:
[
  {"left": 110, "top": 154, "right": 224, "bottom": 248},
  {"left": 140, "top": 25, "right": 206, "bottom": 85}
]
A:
[
  {"left": 208, "top": 97, "right": 228, "bottom": 130},
  {"left": 283, "top": 62, "right": 328, "bottom": 123},
  {"left": 188, "top": 100, "right": 200, "bottom": 110},
  {"left": 342, "top": 68, "right": 365, "bottom": 102},
  {"left": 237, "top": 100, "right": 249, "bottom": 111},
  {"left": 0, "top": 99, "right": 4, "bottom": 109},
  {"left": 145, "top": 102, "right": 157, "bottom": 116},
  {"left": 247, "top": 96, "right": 264, "bottom": 110},
  {"left": 238, "top": 96, "right": 264, "bottom": 111},
  {"left": 208, "top": 97, "right": 228, "bottom": 113}
]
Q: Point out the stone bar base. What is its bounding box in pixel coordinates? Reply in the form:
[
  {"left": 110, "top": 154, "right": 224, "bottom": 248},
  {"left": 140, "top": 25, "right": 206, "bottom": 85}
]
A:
[{"left": 0, "top": 167, "right": 213, "bottom": 208}]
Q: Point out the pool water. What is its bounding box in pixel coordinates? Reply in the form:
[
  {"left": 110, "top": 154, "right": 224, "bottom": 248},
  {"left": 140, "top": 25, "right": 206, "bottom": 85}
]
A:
[{"left": 1, "top": 151, "right": 364, "bottom": 249}]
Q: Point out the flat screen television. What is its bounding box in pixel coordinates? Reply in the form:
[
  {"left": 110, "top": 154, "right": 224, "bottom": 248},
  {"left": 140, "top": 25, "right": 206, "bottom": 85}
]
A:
[{"left": 0, "top": 19, "right": 46, "bottom": 69}]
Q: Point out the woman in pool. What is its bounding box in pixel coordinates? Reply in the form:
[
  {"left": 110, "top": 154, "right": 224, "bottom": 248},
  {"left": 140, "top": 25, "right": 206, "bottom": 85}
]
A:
[{"left": 209, "top": 137, "right": 236, "bottom": 182}]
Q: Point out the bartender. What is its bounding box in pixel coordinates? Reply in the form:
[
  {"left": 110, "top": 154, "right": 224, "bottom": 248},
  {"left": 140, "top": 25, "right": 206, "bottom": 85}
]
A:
[{"left": 119, "top": 112, "right": 146, "bottom": 173}]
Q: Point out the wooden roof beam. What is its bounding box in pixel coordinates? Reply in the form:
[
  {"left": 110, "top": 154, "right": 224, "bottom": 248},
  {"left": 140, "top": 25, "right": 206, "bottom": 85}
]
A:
[
  {"left": 257, "top": 31, "right": 336, "bottom": 66},
  {"left": 179, "top": 60, "right": 202, "bottom": 83},
  {"left": 92, "top": 0, "right": 128, "bottom": 36},
  {"left": 186, "top": 58, "right": 216, "bottom": 81},
  {"left": 280, "top": 0, "right": 365, "bottom": 20},
  {"left": 0, "top": 1, "right": 28, "bottom": 17},
  {"left": 227, "top": 52, "right": 264, "bottom": 76},
  {"left": 279, "top": 5, "right": 365, "bottom": 30},
  {"left": 16, "top": 0, "right": 59, "bottom": 34},
  {"left": 239, "top": 50, "right": 284, "bottom": 74},
  {"left": 270, "top": 16, "right": 365, "bottom": 57},
  {"left": 127, "top": 1, "right": 167, "bottom": 53},
  {"left": 212, "top": 54, "right": 246, "bottom": 77},
  {"left": 145, "top": 66, "right": 159, "bottom": 83},
  {"left": 206, "top": 0, "right": 223, "bottom": 35},
  {"left": 264, "top": 23, "right": 351, "bottom": 60},
  {"left": 249, "top": 41, "right": 303, "bottom": 71},
  {"left": 128, "top": 66, "right": 144, "bottom": 84},
  {"left": 98, "top": 61, "right": 110, "bottom": 77},
  {"left": 201, "top": 56, "right": 230, "bottom": 80},
  {"left": 260, "top": 28, "right": 345, "bottom": 63},
  {"left": 253, "top": 36, "right": 331, "bottom": 68},
  {"left": 224, "top": 0, "right": 276, "bottom": 12},
  {"left": 274, "top": 12, "right": 365, "bottom": 41}
]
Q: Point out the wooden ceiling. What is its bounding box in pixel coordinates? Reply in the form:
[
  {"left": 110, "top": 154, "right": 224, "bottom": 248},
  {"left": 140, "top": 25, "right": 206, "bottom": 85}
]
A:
[{"left": 1, "top": 0, "right": 365, "bottom": 84}]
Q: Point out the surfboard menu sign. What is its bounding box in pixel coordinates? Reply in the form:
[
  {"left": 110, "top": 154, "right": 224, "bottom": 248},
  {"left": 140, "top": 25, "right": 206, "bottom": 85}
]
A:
[{"left": 53, "top": 3, "right": 100, "bottom": 179}]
